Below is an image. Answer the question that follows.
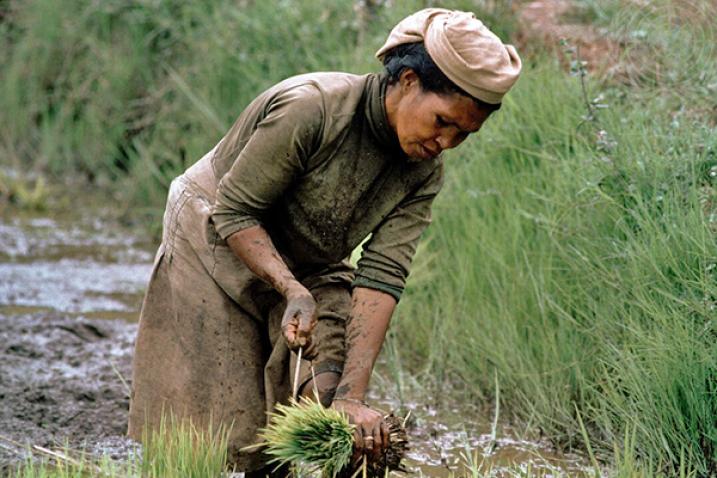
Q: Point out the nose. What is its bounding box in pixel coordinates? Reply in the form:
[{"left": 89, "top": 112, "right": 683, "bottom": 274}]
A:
[
  {"left": 436, "top": 135, "right": 455, "bottom": 151},
  {"left": 437, "top": 131, "right": 467, "bottom": 151}
]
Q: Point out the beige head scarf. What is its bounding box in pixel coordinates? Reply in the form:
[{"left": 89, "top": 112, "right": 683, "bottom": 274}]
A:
[{"left": 376, "top": 8, "right": 522, "bottom": 104}]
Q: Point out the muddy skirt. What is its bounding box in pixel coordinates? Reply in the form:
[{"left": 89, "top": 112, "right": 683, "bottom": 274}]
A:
[{"left": 127, "top": 155, "right": 353, "bottom": 471}]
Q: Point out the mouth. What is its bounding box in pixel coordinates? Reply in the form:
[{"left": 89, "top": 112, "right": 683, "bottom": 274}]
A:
[{"left": 420, "top": 144, "right": 441, "bottom": 159}]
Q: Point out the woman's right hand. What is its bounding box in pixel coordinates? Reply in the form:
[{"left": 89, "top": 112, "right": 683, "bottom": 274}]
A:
[
  {"left": 332, "top": 399, "right": 389, "bottom": 461},
  {"left": 281, "top": 286, "right": 318, "bottom": 355}
]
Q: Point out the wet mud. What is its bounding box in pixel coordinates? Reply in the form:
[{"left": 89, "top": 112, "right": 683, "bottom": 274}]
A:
[
  {"left": 0, "top": 312, "right": 139, "bottom": 472},
  {"left": 369, "top": 391, "right": 590, "bottom": 477}
]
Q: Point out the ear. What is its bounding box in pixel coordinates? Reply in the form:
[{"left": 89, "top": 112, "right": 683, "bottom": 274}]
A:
[{"left": 398, "top": 69, "right": 421, "bottom": 94}]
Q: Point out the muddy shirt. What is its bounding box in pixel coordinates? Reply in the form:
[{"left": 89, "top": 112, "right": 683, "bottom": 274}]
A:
[{"left": 211, "top": 72, "right": 443, "bottom": 300}]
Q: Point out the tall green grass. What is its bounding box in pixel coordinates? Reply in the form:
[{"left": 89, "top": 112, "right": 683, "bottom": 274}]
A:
[
  {"left": 0, "top": 0, "right": 492, "bottom": 213},
  {"left": 395, "top": 1, "right": 717, "bottom": 474},
  {"left": 3, "top": 0, "right": 717, "bottom": 475}
]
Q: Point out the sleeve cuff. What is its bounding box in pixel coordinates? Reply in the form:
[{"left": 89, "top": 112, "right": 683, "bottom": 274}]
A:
[
  {"left": 212, "top": 216, "right": 262, "bottom": 240},
  {"left": 351, "top": 276, "right": 403, "bottom": 302}
]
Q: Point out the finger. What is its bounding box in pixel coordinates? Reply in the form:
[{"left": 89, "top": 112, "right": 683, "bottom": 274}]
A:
[
  {"left": 380, "top": 420, "right": 390, "bottom": 451},
  {"left": 283, "top": 327, "right": 296, "bottom": 345},
  {"left": 283, "top": 316, "right": 299, "bottom": 345},
  {"left": 351, "top": 444, "right": 362, "bottom": 466},
  {"left": 297, "top": 324, "right": 315, "bottom": 349},
  {"left": 371, "top": 421, "right": 382, "bottom": 459},
  {"left": 362, "top": 425, "right": 373, "bottom": 455},
  {"left": 298, "top": 334, "right": 311, "bottom": 348},
  {"left": 283, "top": 326, "right": 297, "bottom": 347},
  {"left": 297, "top": 314, "right": 315, "bottom": 337},
  {"left": 353, "top": 428, "right": 364, "bottom": 457}
]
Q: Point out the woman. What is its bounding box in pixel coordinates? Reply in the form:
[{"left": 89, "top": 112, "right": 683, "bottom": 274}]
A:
[{"left": 128, "top": 8, "right": 521, "bottom": 476}]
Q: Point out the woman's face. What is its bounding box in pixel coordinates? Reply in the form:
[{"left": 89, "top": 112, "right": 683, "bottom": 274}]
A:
[{"left": 386, "top": 70, "right": 493, "bottom": 162}]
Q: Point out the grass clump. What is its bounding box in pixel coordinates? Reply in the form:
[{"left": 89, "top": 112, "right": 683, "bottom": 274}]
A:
[
  {"left": 10, "top": 415, "right": 229, "bottom": 478},
  {"left": 255, "top": 399, "right": 409, "bottom": 478},
  {"left": 253, "top": 399, "right": 355, "bottom": 478},
  {"left": 0, "top": 171, "right": 49, "bottom": 211},
  {"left": 139, "top": 414, "right": 230, "bottom": 478}
]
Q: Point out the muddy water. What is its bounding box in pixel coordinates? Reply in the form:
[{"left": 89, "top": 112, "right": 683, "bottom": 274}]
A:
[
  {"left": 0, "top": 205, "right": 592, "bottom": 477},
  {"left": 0, "top": 209, "right": 152, "bottom": 320},
  {"left": 369, "top": 391, "right": 591, "bottom": 477}
]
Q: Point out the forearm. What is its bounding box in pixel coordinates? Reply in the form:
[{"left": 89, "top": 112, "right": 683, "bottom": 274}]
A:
[
  {"left": 226, "top": 225, "right": 304, "bottom": 297},
  {"left": 335, "top": 287, "right": 396, "bottom": 401}
]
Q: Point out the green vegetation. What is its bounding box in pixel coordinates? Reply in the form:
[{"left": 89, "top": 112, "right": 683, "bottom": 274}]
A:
[
  {"left": 394, "top": 1, "right": 717, "bottom": 475},
  {"left": 0, "top": 0, "right": 477, "bottom": 215},
  {"left": 0, "top": 170, "right": 49, "bottom": 210},
  {"left": 9, "top": 424, "right": 557, "bottom": 478},
  {"left": 3, "top": 0, "right": 717, "bottom": 475},
  {"left": 12, "top": 416, "right": 229, "bottom": 477},
  {"left": 252, "top": 399, "right": 354, "bottom": 477}
]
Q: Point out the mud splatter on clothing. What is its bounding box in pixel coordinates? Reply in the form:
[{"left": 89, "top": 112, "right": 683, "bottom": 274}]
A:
[{"left": 129, "top": 72, "right": 443, "bottom": 471}]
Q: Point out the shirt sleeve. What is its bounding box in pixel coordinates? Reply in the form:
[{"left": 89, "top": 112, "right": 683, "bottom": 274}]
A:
[
  {"left": 352, "top": 163, "right": 444, "bottom": 301},
  {"left": 211, "top": 85, "right": 324, "bottom": 240}
]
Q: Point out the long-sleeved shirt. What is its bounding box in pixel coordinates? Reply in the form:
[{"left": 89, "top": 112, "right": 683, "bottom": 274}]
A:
[{"left": 210, "top": 72, "right": 443, "bottom": 300}]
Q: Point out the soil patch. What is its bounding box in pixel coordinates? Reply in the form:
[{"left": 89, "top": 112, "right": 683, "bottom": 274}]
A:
[
  {"left": 0, "top": 312, "right": 138, "bottom": 472},
  {"left": 516, "top": 0, "right": 621, "bottom": 76}
]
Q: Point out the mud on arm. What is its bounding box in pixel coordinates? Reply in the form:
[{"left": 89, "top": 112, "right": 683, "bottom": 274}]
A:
[
  {"left": 335, "top": 163, "right": 444, "bottom": 397},
  {"left": 213, "top": 85, "right": 326, "bottom": 350},
  {"left": 334, "top": 287, "right": 395, "bottom": 401},
  {"left": 227, "top": 227, "right": 316, "bottom": 350},
  {"left": 333, "top": 286, "right": 396, "bottom": 458},
  {"left": 331, "top": 164, "right": 444, "bottom": 454}
]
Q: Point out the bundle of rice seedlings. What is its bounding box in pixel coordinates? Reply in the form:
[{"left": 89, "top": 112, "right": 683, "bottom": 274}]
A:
[
  {"left": 256, "top": 398, "right": 354, "bottom": 477},
  {"left": 253, "top": 399, "right": 409, "bottom": 478}
]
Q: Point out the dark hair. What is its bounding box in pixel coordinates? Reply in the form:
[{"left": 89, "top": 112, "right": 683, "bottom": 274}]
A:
[{"left": 382, "top": 42, "right": 501, "bottom": 113}]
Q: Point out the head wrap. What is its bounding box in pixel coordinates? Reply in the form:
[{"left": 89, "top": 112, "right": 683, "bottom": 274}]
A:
[{"left": 376, "top": 8, "right": 522, "bottom": 104}]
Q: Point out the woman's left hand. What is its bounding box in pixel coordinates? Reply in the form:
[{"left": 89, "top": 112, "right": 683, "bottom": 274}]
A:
[{"left": 332, "top": 399, "right": 389, "bottom": 462}]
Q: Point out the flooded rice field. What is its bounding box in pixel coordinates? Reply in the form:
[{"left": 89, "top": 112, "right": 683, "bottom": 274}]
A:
[{"left": 0, "top": 204, "right": 592, "bottom": 476}]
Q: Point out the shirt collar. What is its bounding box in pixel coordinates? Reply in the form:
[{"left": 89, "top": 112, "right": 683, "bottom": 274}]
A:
[{"left": 365, "top": 73, "right": 405, "bottom": 156}]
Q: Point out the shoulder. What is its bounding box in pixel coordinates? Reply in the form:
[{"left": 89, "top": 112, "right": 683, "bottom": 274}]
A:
[
  {"left": 271, "top": 72, "right": 370, "bottom": 102},
  {"left": 263, "top": 72, "right": 370, "bottom": 118},
  {"left": 258, "top": 72, "right": 373, "bottom": 143}
]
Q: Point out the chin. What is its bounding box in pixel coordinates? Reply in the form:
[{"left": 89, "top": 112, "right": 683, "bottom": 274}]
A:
[{"left": 402, "top": 145, "right": 430, "bottom": 162}]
